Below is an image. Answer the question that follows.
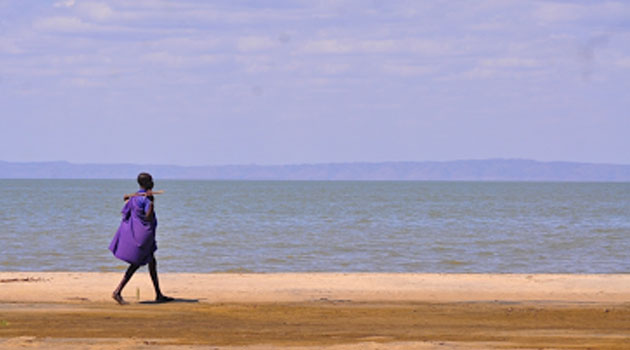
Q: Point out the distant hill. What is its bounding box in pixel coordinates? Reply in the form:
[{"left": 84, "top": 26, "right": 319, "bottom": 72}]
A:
[{"left": 1, "top": 159, "right": 629, "bottom": 181}]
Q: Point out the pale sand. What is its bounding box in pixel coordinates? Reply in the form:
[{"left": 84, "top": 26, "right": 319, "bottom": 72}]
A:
[
  {"left": 1, "top": 272, "right": 629, "bottom": 303},
  {"left": 1, "top": 272, "right": 629, "bottom": 350}
]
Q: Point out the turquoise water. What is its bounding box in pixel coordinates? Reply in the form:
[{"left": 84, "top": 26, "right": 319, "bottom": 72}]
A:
[{"left": 0, "top": 179, "right": 628, "bottom": 273}]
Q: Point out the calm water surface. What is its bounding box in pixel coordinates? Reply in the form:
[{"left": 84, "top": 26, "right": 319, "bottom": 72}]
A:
[{"left": 0, "top": 180, "right": 628, "bottom": 273}]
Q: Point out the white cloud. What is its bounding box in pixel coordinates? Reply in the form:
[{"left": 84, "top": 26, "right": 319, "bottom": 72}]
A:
[
  {"left": 480, "top": 57, "right": 541, "bottom": 69},
  {"left": 146, "top": 37, "right": 221, "bottom": 52},
  {"left": 534, "top": 1, "right": 630, "bottom": 24},
  {"left": 300, "top": 38, "right": 452, "bottom": 56},
  {"left": 65, "top": 77, "right": 105, "bottom": 87},
  {"left": 383, "top": 63, "right": 434, "bottom": 76},
  {"left": 141, "top": 52, "right": 191, "bottom": 67},
  {"left": 615, "top": 57, "right": 630, "bottom": 68},
  {"left": 47, "top": 54, "right": 112, "bottom": 66},
  {"left": 457, "top": 65, "right": 547, "bottom": 81},
  {"left": 0, "top": 37, "right": 22, "bottom": 54},
  {"left": 534, "top": 2, "right": 585, "bottom": 23},
  {"left": 289, "top": 62, "right": 350, "bottom": 76},
  {"left": 469, "top": 20, "right": 510, "bottom": 31},
  {"left": 358, "top": 40, "right": 397, "bottom": 53},
  {"left": 235, "top": 55, "right": 275, "bottom": 73},
  {"left": 301, "top": 39, "right": 352, "bottom": 54},
  {"left": 53, "top": 0, "right": 75, "bottom": 8},
  {"left": 95, "top": 1, "right": 304, "bottom": 25},
  {"left": 458, "top": 67, "right": 498, "bottom": 79},
  {"left": 318, "top": 63, "right": 350, "bottom": 75},
  {"left": 0, "top": 58, "right": 60, "bottom": 77},
  {"left": 236, "top": 36, "right": 279, "bottom": 52},
  {"left": 33, "top": 16, "right": 93, "bottom": 32},
  {"left": 31, "top": 15, "right": 146, "bottom": 34},
  {"left": 76, "top": 2, "right": 114, "bottom": 21},
  {"left": 406, "top": 39, "right": 453, "bottom": 55},
  {"left": 449, "top": 56, "right": 546, "bottom": 81},
  {"left": 141, "top": 51, "right": 223, "bottom": 67}
]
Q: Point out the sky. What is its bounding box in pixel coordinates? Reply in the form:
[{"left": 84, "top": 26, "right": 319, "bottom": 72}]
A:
[{"left": 1, "top": 0, "right": 629, "bottom": 166}]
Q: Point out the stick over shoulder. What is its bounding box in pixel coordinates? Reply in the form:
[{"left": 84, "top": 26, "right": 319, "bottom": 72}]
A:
[{"left": 123, "top": 190, "right": 164, "bottom": 201}]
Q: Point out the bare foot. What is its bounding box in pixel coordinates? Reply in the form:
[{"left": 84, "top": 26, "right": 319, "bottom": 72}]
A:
[
  {"left": 112, "top": 292, "right": 128, "bottom": 305},
  {"left": 155, "top": 295, "right": 174, "bottom": 303}
]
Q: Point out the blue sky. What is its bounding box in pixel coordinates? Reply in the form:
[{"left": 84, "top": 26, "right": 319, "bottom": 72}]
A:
[{"left": 1, "top": 0, "right": 629, "bottom": 165}]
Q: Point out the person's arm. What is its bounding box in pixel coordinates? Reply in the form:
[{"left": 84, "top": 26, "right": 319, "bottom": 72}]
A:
[{"left": 145, "top": 197, "right": 155, "bottom": 220}]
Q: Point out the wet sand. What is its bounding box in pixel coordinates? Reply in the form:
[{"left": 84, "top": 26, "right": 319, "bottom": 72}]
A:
[{"left": 1, "top": 273, "right": 629, "bottom": 349}]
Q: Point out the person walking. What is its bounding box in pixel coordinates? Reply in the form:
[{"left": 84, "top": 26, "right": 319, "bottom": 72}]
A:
[{"left": 109, "top": 172, "right": 173, "bottom": 305}]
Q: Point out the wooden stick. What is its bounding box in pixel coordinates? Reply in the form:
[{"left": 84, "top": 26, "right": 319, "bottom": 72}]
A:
[{"left": 124, "top": 190, "right": 164, "bottom": 199}]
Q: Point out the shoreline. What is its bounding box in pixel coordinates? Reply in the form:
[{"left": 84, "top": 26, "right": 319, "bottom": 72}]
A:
[{"left": 2, "top": 272, "right": 629, "bottom": 349}]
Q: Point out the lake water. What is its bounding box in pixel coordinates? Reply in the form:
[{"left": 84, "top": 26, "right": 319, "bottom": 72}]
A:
[{"left": 0, "top": 179, "right": 628, "bottom": 273}]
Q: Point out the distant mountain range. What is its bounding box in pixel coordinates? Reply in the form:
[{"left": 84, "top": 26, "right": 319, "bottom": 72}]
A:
[{"left": 1, "top": 159, "right": 629, "bottom": 181}]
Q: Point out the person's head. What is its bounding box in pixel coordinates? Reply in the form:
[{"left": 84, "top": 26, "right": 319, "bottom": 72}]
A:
[{"left": 137, "top": 172, "right": 154, "bottom": 190}]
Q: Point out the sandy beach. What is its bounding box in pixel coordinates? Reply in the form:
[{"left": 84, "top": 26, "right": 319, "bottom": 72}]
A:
[{"left": 1, "top": 272, "right": 629, "bottom": 349}]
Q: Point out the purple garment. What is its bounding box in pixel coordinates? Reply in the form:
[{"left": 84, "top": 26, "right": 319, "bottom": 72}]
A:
[
  {"left": 109, "top": 193, "right": 157, "bottom": 266},
  {"left": 134, "top": 190, "right": 153, "bottom": 215}
]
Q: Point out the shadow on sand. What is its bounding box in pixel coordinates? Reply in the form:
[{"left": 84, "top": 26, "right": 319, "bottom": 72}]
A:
[{"left": 139, "top": 298, "right": 200, "bottom": 304}]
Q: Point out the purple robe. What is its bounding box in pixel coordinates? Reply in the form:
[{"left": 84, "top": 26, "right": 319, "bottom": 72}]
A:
[{"left": 109, "top": 194, "right": 157, "bottom": 266}]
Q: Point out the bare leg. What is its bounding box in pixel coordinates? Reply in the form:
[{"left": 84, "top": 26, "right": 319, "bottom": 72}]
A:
[
  {"left": 112, "top": 264, "right": 140, "bottom": 305},
  {"left": 149, "top": 256, "right": 173, "bottom": 302}
]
